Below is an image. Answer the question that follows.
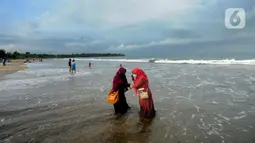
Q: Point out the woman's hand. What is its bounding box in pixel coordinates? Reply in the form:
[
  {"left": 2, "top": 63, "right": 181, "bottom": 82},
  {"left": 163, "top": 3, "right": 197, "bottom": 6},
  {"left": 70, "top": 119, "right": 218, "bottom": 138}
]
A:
[
  {"left": 130, "top": 84, "right": 134, "bottom": 89},
  {"left": 124, "top": 88, "right": 128, "bottom": 93},
  {"left": 131, "top": 75, "right": 135, "bottom": 81}
]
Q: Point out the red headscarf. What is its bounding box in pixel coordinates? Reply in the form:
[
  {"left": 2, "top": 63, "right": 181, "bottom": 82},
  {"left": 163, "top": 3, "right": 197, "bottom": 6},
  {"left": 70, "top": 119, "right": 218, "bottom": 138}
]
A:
[
  {"left": 131, "top": 68, "right": 148, "bottom": 94},
  {"left": 132, "top": 68, "right": 149, "bottom": 84},
  {"left": 112, "top": 67, "right": 127, "bottom": 92}
]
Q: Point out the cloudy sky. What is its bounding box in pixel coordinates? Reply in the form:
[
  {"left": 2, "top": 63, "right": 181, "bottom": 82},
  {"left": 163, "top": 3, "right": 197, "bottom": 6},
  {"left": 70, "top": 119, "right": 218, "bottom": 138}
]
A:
[{"left": 0, "top": 0, "right": 254, "bottom": 58}]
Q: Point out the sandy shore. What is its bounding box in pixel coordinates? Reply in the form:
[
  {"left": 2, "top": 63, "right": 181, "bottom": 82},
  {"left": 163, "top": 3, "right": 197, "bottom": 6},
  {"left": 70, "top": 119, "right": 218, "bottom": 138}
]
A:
[{"left": 0, "top": 59, "right": 28, "bottom": 80}]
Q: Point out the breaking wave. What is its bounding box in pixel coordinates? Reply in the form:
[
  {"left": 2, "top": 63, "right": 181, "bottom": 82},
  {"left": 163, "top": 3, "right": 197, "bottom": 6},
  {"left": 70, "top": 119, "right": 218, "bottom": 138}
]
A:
[{"left": 58, "top": 58, "right": 255, "bottom": 65}]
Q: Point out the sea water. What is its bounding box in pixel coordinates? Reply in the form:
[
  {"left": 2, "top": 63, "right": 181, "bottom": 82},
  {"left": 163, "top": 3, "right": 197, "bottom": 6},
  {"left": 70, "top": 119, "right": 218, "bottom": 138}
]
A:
[{"left": 0, "top": 58, "right": 255, "bottom": 142}]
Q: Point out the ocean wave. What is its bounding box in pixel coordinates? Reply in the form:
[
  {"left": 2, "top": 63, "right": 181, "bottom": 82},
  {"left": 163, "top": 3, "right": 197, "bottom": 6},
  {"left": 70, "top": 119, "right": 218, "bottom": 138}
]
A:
[
  {"left": 59, "top": 58, "right": 150, "bottom": 63},
  {"left": 57, "top": 58, "right": 255, "bottom": 65},
  {"left": 26, "top": 62, "right": 53, "bottom": 67},
  {"left": 155, "top": 59, "right": 255, "bottom": 65},
  {"left": 0, "top": 71, "right": 92, "bottom": 91},
  {"left": 19, "top": 68, "right": 68, "bottom": 77}
]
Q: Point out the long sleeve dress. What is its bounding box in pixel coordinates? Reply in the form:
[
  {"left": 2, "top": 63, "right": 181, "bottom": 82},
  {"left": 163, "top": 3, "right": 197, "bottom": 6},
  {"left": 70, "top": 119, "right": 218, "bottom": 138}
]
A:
[
  {"left": 132, "top": 77, "right": 156, "bottom": 118},
  {"left": 113, "top": 74, "right": 130, "bottom": 114}
]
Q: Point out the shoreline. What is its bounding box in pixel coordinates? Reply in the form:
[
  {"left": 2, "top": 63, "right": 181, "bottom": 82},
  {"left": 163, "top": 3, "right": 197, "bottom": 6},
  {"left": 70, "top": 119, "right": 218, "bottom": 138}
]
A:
[{"left": 0, "top": 59, "right": 29, "bottom": 81}]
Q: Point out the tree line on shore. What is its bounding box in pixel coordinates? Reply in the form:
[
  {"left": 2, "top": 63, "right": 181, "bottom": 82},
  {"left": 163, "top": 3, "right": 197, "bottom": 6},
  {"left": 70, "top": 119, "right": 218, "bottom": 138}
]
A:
[{"left": 0, "top": 49, "right": 125, "bottom": 59}]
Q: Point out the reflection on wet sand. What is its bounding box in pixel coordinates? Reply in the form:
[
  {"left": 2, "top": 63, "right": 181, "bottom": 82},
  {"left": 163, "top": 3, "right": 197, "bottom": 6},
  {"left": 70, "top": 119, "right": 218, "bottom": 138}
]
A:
[
  {"left": 72, "top": 106, "right": 154, "bottom": 143},
  {"left": 103, "top": 116, "right": 154, "bottom": 143}
]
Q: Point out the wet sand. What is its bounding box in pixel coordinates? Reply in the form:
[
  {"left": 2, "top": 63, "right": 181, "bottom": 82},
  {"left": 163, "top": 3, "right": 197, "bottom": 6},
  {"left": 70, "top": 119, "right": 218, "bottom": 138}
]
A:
[{"left": 0, "top": 59, "right": 28, "bottom": 80}]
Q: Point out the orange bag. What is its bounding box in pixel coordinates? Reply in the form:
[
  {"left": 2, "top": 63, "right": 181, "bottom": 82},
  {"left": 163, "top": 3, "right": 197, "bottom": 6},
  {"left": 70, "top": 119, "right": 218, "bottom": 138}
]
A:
[{"left": 107, "top": 90, "right": 119, "bottom": 104}]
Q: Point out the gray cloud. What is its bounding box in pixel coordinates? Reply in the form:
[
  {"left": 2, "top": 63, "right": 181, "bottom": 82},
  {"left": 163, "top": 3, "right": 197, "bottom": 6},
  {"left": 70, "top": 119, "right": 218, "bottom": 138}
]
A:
[
  {"left": 0, "top": 34, "right": 109, "bottom": 54},
  {"left": 0, "top": 0, "right": 254, "bottom": 58},
  {"left": 123, "top": 33, "right": 255, "bottom": 59},
  {"left": 161, "top": 29, "right": 201, "bottom": 39}
]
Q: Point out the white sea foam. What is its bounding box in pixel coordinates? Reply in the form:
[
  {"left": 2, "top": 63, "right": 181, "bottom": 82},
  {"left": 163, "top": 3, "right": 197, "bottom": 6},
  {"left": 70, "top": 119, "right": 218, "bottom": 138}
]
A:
[
  {"left": 233, "top": 114, "right": 246, "bottom": 120},
  {"left": 56, "top": 58, "right": 255, "bottom": 65},
  {"left": 217, "top": 114, "right": 230, "bottom": 121},
  {"left": 216, "top": 112, "right": 247, "bottom": 121},
  {"left": 227, "top": 100, "right": 234, "bottom": 106},
  {"left": 26, "top": 62, "right": 52, "bottom": 67},
  {"left": 237, "top": 111, "right": 246, "bottom": 115},
  {"left": 20, "top": 68, "right": 68, "bottom": 77},
  {"left": 0, "top": 68, "right": 93, "bottom": 91},
  {"left": 0, "top": 75, "right": 67, "bottom": 91},
  {"left": 194, "top": 104, "right": 200, "bottom": 113},
  {"left": 155, "top": 59, "right": 255, "bottom": 65},
  {"left": 62, "top": 58, "right": 150, "bottom": 63},
  {"left": 212, "top": 101, "right": 218, "bottom": 104}
]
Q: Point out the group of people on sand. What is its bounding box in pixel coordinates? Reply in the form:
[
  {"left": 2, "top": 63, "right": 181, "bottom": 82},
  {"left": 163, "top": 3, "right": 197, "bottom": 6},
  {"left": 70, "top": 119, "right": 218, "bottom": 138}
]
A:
[{"left": 111, "top": 65, "right": 156, "bottom": 119}]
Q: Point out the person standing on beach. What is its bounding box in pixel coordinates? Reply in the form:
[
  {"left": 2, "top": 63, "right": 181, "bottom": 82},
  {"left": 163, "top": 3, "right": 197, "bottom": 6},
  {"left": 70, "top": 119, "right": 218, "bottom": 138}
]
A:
[
  {"left": 2, "top": 58, "right": 6, "bottom": 66},
  {"left": 130, "top": 68, "right": 156, "bottom": 119},
  {"left": 112, "top": 67, "right": 131, "bottom": 114},
  {"left": 68, "top": 59, "right": 72, "bottom": 72},
  {"left": 71, "top": 59, "right": 76, "bottom": 74}
]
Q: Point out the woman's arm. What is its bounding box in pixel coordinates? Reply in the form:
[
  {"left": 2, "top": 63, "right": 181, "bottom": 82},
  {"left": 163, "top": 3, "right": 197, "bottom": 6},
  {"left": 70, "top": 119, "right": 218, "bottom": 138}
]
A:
[
  {"left": 112, "top": 83, "right": 119, "bottom": 92},
  {"left": 125, "top": 83, "right": 130, "bottom": 88},
  {"left": 131, "top": 77, "right": 146, "bottom": 89}
]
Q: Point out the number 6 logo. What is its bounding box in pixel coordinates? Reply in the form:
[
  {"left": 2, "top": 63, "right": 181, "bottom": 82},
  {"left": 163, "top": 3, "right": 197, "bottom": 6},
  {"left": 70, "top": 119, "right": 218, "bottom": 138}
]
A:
[{"left": 225, "top": 8, "right": 246, "bottom": 29}]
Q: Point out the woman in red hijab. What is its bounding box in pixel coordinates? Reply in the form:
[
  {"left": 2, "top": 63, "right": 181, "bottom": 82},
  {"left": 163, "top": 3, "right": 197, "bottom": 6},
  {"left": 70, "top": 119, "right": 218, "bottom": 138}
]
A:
[
  {"left": 112, "top": 67, "right": 131, "bottom": 114},
  {"left": 130, "top": 68, "right": 156, "bottom": 118}
]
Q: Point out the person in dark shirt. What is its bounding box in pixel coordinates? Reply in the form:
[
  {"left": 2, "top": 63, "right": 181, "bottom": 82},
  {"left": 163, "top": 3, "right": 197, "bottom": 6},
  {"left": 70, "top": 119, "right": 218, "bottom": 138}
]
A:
[{"left": 68, "top": 59, "right": 72, "bottom": 73}]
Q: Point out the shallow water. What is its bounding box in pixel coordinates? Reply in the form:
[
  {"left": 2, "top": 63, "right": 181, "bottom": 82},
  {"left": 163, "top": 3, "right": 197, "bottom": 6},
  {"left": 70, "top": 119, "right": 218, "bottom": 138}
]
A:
[{"left": 1, "top": 59, "right": 255, "bottom": 143}]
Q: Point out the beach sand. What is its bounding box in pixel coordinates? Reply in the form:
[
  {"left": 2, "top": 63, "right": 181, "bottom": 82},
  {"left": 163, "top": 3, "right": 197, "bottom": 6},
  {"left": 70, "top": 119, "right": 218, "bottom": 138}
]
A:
[{"left": 0, "top": 59, "right": 28, "bottom": 80}]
